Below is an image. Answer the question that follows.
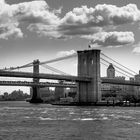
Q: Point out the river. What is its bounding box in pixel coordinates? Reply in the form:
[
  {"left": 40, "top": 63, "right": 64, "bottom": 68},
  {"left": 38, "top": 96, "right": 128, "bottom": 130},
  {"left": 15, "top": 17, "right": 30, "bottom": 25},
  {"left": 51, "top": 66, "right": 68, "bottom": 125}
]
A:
[{"left": 0, "top": 101, "right": 140, "bottom": 140}]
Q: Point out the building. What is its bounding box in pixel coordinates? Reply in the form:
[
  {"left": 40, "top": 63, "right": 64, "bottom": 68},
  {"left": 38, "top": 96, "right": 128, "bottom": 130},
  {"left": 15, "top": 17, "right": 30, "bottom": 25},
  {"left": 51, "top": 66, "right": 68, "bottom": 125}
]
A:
[
  {"left": 107, "top": 63, "right": 115, "bottom": 78},
  {"left": 102, "top": 63, "right": 140, "bottom": 101},
  {"left": 102, "top": 64, "right": 126, "bottom": 100},
  {"left": 30, "top": 87, "right": 53, "bottom": 98}
]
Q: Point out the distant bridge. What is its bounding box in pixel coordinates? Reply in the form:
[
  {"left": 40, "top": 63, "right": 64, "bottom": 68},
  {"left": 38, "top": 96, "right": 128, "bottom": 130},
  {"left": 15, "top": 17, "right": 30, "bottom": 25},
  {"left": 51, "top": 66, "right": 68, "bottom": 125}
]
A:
[
  {"left": 101, "top": 78, "right": 140, "bottom": 86},
  {"left": 0, "top": 80, "right": 77, "bottom": 88},
  {"left": 1, "top": 74, "right": 140, "bottom": 87}
]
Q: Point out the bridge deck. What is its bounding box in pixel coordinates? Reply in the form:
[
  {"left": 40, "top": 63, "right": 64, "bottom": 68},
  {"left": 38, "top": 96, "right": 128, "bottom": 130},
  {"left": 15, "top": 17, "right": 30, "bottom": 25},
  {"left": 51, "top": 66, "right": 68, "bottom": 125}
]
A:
[
  {"left": 1, "top": 71, "right": 140, "bottom": 86},
  {"left": 0, "top": 70, "right": 91, "bottom": 82},
  {"left": 0, "top": 81, "right": 77, "bottom": 88},
  {"left": 101, "top": 78, "right": 140, "bottom": 86}
]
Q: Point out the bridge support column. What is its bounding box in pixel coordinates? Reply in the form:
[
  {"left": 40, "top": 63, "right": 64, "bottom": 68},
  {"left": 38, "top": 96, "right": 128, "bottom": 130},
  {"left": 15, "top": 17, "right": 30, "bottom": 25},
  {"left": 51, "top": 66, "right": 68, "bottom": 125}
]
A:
[
  {"left": 30, "top": 59, "right": 43, "bottom": 103},
  {"left": 77, "top": 49, "right": 101, "bottom": 104}
]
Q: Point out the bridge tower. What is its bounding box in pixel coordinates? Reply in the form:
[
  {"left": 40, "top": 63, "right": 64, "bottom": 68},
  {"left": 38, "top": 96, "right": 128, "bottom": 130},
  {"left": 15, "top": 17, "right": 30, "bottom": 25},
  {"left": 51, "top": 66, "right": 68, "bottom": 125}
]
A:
[
  {"left": 77, "top": 49, "right": 101, "bottom": 104},
  {"left": 30, "top": 59, "right": 43, "bottom": 103}
]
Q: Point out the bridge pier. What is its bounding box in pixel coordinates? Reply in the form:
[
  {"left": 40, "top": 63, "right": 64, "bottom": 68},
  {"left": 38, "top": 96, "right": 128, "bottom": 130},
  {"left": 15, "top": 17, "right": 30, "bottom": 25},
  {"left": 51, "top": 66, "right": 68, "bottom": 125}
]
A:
[
  {"left": 30, "top": 59, "right": 43, "bottom": 103},
  {"left": 77, "top": 49, "right": 101, "bottom": 104}
]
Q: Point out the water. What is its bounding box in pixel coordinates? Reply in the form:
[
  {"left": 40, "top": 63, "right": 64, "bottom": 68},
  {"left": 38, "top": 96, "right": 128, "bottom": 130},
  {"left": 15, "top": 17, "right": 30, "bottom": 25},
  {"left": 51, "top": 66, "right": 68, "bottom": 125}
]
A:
[{"left": 0, "top": 101, "right": 140, "bottom": 140}]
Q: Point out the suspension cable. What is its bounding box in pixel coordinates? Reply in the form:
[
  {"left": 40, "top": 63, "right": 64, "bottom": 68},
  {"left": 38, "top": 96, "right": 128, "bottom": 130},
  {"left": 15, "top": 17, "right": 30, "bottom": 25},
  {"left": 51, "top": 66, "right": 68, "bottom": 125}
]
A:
[
  {"left": 101, "top": 57, "right": 134, "bottom": 77},
  {"left": 40, "top": 64, "right": 71, "bottom": 75},
  {"left": 101, "top": 53, "right": 137, "bottom": 75},
  {"left": 0, "top": 62, "right": 33, "bottom": 71},
  {"left": 101, "top": 61, "right": 131, "bottom": 78},
  {"left": 0, "top": 53, "right": 77, "bottom": 71},
  {"left": 39, "top": 53, "right": 77, "bottom": 65}
]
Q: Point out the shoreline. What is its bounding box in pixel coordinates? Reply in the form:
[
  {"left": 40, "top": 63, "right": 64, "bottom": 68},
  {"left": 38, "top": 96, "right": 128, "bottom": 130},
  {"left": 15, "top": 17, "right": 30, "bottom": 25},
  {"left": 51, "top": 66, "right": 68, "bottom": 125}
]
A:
[{"left": 1, "top": 100, "right": 140, "bottom": 107}]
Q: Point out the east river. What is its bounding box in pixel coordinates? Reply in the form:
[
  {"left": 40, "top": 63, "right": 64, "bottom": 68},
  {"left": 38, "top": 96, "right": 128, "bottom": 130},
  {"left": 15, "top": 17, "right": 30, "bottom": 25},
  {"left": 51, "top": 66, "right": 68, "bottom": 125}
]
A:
[{"left": 0, "top": 101, "right": 140, "bottom": 140}]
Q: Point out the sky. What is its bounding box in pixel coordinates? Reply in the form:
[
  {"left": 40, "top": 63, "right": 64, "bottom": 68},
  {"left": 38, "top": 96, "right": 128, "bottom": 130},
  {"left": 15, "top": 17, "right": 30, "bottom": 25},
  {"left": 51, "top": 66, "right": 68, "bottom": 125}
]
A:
[{"left": 1, "top": 0, "right": 140, "bottom": 94}]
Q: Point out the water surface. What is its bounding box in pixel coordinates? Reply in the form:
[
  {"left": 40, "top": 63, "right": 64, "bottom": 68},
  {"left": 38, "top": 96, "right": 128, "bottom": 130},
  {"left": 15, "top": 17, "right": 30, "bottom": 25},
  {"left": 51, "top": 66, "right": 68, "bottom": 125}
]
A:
[{"left": 0, "top": 101, "right": 140, "bottom": 140}]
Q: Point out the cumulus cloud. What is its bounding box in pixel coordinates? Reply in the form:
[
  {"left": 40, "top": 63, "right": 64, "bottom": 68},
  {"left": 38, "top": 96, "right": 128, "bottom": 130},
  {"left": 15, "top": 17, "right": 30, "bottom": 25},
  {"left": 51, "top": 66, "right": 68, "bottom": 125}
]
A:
[
  {"left": 30, "top": 3, "right": 140, "bottom": 39},
  {"left": 0, "top": 23, "right": 23, "bottom": 39},
  {"left": 0, "top": 0, "right": 23, "bottom": 39},
  {"left": 28, "top": 24, "right": 61, "bottom": 38},
  {"left": 11, "top": 0, "right": 60, "bottom": 25},
  {"left": 57, "top": 50, "right": 76, "bottom": 57},
  {"left": 0, "top": 0, "right": 60, "bottom": 39},
  {"left": 132, "top": 42, "right": 140, "bottom": 54},
  {"left": 94, "top": 4, "right": 140, "bottom": 25},
  {"left": 58, "top": 4, "right": 140, "bottom": 37},
  {"left": 83, "top": 31, "right": 135, "bottom": 47},
  {"left": 133, "top": 47, "right": 140, "bottom": 54},
  {"left": 0, "top": 0, "right": 139, "bottom": 43}
]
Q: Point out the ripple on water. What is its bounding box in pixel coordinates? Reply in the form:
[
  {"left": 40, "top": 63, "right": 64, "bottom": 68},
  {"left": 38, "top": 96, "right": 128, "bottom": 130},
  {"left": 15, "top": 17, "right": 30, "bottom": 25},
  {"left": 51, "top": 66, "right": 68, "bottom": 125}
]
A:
[
  {"left": 112, "top": 115, "right": 135, "bottom": 120},
  {"left": 134, "top": 122, "right": 140, "bottom": 125},
  {"left": 83, "top": 111, "right": 91, "bottom": 115},
  {"left": 102, "top": 117, "right": 109, "bottom": 120},
  {"left": 39, "top": 117, "right": 54, "bottom": 120},
  {"left": 80, "top": 118, "right": 96, "bottom": 121},
  {"left": 69, "top": 111, "right": 75, "bottom": 115},
  {"left": 24, "top": 116, "right": 30, "bottom": 119}
]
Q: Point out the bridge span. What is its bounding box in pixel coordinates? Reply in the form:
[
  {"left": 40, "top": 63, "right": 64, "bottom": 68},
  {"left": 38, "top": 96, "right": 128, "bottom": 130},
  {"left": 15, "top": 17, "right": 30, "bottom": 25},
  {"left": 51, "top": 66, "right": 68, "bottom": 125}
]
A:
[
  {"left": 101, "top": 78, "right": 140, "bottom": 86},
  {"left": 0, "top": 70, "right": 91, "bottom": 82},
  {"left": 0, "top": 49, "right": 139, "bottom": 104},
  {"left": 0, "top": 80, "right": 77, "bottom": 88},
  {"left": 0, "top": 78, "right": 139, "bottom": 87}
]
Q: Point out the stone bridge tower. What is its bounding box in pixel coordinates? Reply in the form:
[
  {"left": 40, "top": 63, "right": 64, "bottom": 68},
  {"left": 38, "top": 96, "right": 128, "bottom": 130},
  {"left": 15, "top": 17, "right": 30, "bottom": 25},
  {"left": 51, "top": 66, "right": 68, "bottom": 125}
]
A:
[
  {"left": 77, "top": 49, "right": 101, "bottom": 104},
  {"left": 30, "top": 59, "right": 43, "bottom": 103}
]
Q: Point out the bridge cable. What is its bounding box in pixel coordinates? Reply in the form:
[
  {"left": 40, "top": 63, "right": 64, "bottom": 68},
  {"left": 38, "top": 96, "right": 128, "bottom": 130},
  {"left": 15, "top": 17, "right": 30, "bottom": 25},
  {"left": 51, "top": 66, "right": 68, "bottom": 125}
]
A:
[
  {"left": 0, "top": 62, "right": 33, "bottom": 71},
  {"left": 39, "top": 53, "right": 77, "bottom": 65},
  {"left": 101, "top": 57, "right": 134, "bottom": 77},
  {"left": 101, "top": 61, "right": 131, "bottom": 78},
  {"left": 40, "top": 64, "right": 71, "bottom": 75},
  {"left": 0, "top": 53, "right": 77, "bottom": 71},
  {"left": 101, "top": 53, "right": 137, "bottom": 75}
]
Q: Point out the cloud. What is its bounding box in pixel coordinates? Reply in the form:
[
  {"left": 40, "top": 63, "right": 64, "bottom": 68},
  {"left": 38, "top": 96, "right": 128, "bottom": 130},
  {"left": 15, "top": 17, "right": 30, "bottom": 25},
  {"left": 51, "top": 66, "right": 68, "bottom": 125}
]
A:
[
  {"left": 132, "top": 42, "right": 140, "bottom": 54},
  {"left": 57, "top": 50, "right": 76, "bottom": 57},
  {"left": 0, "top": 23, "right": 23, "bottom": 39},
  {"left": 0, "top": 1, "right": 139, "bottom": 42},
  {"left": 11, "top": 0, "right": 60, "bottom": 25},
  {"left": 0, "top": 0, "right": 23, "bottom": 39},
  {"left": 94, "top": 4, "right": 140, "bottom": 25},
  {"left": 83, "top": 31, "right": 135, "bottom": 47},
  {"left": 0, "top": 0, "right": 60, "bottom": 39},
  {"left": 27, "top": 24, "right": 61, "bottom": 38},
  {"left": 61, "top": 4, "right": 140, "bottom": 26},
  {"left": 133, "top": 47, "right": 140, "bottom": 54},
  {"left": 28, "top": 3, "right": 140, "bottom": 39},
  {"left": 28, "top": 23, "right": 103, "bottom": 39}
]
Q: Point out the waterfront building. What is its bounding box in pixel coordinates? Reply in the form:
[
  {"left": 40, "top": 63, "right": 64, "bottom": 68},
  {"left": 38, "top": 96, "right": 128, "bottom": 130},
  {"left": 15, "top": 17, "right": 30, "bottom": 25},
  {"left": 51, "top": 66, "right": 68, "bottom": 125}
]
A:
[
  {"left": 102, "top": 63, "right": 140, "bottom": 101},
  {"left": 102, "top": 64, "right": 127, "bottom": 100}
]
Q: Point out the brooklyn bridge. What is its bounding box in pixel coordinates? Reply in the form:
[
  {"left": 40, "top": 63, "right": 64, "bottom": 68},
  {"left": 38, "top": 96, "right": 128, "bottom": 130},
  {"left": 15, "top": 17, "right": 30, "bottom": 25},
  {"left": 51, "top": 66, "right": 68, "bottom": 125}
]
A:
[{"left": 0, "top": 48, "right": 140, "bottom": 104}]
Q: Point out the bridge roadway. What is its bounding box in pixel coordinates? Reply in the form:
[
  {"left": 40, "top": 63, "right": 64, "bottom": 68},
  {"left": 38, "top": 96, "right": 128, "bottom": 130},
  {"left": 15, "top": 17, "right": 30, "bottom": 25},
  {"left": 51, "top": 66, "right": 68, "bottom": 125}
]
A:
[
  {"left": 0, "top": 80, "right": 77, "bottom": 88},
  {"left": 101, "top": 78, "right": 140, "bottom": 86},
  {"left": 1, "top": 71, "right": 140, "bottom": 86},
  {"left": 1, "top": 78, "right": 140, "bottom": 87},
  {"left": 0, "top": 70, "right": 91, "bottom": 82}
]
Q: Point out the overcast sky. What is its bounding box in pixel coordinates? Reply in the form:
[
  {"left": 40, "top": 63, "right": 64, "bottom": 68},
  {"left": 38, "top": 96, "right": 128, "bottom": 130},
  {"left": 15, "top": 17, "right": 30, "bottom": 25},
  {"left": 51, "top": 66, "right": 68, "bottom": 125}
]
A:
[{"left": 1, "top": 0, "right": 140, "bottom": 94}]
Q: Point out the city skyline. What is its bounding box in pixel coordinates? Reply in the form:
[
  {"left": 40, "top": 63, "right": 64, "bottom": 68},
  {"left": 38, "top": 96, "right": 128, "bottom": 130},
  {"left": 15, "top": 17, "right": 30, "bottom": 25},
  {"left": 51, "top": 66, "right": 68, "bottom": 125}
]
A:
[{"left": 1, "top": 0, "right": 140, "bottom": 94}]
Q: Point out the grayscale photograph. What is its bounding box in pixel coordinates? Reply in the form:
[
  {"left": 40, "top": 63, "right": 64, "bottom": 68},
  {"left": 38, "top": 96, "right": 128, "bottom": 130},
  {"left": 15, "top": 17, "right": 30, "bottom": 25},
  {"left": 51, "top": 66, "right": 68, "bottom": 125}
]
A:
[{"left": 0, "top": 0, "right": 140, "bottom": 139}]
